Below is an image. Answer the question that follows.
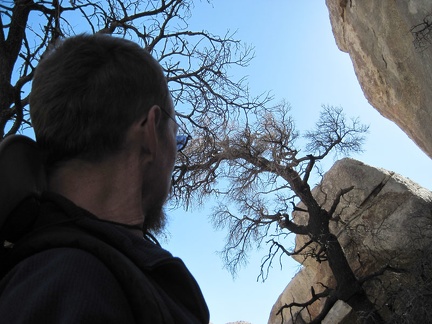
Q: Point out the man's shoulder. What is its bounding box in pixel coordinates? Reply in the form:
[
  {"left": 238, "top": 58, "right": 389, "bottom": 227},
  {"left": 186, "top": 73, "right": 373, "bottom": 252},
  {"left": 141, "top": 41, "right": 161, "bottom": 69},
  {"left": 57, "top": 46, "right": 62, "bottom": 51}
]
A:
[
  {"left": 4, "top": 247, "right": 118, "bottom": 286},
  {"left": 0, "top": 247, "right": 136, "bottom": 323}
]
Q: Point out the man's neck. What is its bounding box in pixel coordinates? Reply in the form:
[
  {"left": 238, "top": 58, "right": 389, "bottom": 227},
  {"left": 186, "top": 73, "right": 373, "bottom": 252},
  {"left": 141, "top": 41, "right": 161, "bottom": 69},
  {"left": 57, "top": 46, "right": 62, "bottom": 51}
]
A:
[{"left": 48, "top": 158, "right": 145, "bottom": 229}]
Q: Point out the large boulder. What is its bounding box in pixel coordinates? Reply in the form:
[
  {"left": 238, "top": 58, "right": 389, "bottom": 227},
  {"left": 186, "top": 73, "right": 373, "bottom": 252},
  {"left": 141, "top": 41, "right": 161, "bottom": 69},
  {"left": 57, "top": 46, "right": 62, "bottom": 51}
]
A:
[
  {"left": 268, "top": 158, "right": 432, "bottom": 323},
  {"left": 325, "top": 0, "right": 432, "bottom": 158}
]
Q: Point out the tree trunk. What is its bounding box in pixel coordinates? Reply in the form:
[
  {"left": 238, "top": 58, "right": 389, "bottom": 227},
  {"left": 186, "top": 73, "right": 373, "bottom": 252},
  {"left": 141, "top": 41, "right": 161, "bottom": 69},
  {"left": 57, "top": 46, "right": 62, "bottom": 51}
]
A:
[{"left": 324, "top": 232, "right": 383, "bottom": 323}]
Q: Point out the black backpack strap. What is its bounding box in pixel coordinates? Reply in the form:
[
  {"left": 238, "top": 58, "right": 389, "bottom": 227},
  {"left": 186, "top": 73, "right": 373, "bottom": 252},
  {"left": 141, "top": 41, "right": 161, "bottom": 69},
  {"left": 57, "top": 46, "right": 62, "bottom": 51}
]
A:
[{"left": 0, "top": 135, "right": 46, "bottom": 231}]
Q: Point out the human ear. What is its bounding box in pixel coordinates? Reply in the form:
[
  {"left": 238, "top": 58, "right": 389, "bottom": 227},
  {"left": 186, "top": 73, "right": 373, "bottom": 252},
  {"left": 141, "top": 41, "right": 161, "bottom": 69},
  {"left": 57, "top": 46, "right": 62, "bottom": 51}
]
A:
[{"left": 141, "top": 105, "right": 162, "bottom": 159}]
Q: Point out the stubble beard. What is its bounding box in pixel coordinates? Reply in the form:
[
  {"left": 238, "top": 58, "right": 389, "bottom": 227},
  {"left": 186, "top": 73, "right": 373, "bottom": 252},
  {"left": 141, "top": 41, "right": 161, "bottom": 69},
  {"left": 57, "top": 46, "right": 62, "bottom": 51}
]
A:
[
  {"left": 142, "top": 174, "right": 173, "bottom": 236},
  {"left": 143, "top": 200, "right": 168, "bottom": 235}
]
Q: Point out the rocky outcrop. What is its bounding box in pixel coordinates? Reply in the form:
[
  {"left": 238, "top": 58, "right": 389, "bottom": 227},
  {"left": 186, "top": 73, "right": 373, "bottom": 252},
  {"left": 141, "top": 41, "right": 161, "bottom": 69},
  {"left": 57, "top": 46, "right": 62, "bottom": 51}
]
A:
[
  {"left": 268, "top": 158, "right": 432, "bottom": 323},
  {"left": 325, "top": 0, "right": 432, "bottom": 158}
]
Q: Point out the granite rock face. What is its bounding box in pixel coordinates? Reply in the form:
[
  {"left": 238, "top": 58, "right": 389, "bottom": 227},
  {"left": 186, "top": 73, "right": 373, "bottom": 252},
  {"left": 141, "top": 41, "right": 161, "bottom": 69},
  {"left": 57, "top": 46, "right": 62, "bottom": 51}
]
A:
[
  {"left": 325, "top": 0, "right": 432, "bottom": 158},
  {"left": 268, "top": 158, "right": 432, "bottom": 323}
]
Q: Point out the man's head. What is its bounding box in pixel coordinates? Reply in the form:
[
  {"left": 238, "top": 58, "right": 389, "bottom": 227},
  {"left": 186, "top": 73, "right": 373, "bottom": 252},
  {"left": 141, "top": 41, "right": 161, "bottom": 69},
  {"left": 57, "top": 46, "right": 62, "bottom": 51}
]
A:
[
  {"left": 30, "top": 34, "right": 170, "bottom": 165},
  {"left": 30, "top": 34, "right": 178, "bottom": 232}
]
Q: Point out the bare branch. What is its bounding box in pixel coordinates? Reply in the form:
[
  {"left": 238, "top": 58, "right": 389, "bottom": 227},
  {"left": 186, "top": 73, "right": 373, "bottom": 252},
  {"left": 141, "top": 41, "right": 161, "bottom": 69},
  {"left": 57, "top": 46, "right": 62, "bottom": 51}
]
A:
[{"left": 411, "top": 13, "right": 432, "bottom": 51}]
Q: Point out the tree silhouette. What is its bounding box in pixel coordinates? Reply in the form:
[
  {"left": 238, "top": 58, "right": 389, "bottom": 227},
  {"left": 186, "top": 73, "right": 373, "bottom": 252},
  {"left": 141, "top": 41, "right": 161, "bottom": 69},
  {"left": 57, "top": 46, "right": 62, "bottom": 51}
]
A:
[
  {"left": 0, "top": 0, "right": 269, "bottom": 138},
  {"left": 174, "top": 102, "right": 386, "bottom": 322}
]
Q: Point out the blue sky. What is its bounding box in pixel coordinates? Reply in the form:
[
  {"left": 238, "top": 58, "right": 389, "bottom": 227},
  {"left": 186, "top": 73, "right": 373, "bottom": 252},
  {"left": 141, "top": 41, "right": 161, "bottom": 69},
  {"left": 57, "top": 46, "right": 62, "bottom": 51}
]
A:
[{"left": 164, "top": 1, "right": 432, "bottom": 324}]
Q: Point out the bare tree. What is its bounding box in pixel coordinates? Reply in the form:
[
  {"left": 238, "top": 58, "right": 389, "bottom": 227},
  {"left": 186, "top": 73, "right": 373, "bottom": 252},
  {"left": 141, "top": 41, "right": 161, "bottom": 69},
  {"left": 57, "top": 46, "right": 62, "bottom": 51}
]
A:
[
  {"left": 0, "top": 0, "right": 269, "bottom": 138},
  {"left": 174, "top": 102, "right": 385, "bottom": 322}
]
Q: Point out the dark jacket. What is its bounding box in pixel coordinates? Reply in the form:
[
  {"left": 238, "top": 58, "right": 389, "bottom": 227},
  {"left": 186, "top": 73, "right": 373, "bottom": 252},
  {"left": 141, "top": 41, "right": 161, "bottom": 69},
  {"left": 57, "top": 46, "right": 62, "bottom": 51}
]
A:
[{"left": 0, "top": 192, "right": 209, "bottom": 323}]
